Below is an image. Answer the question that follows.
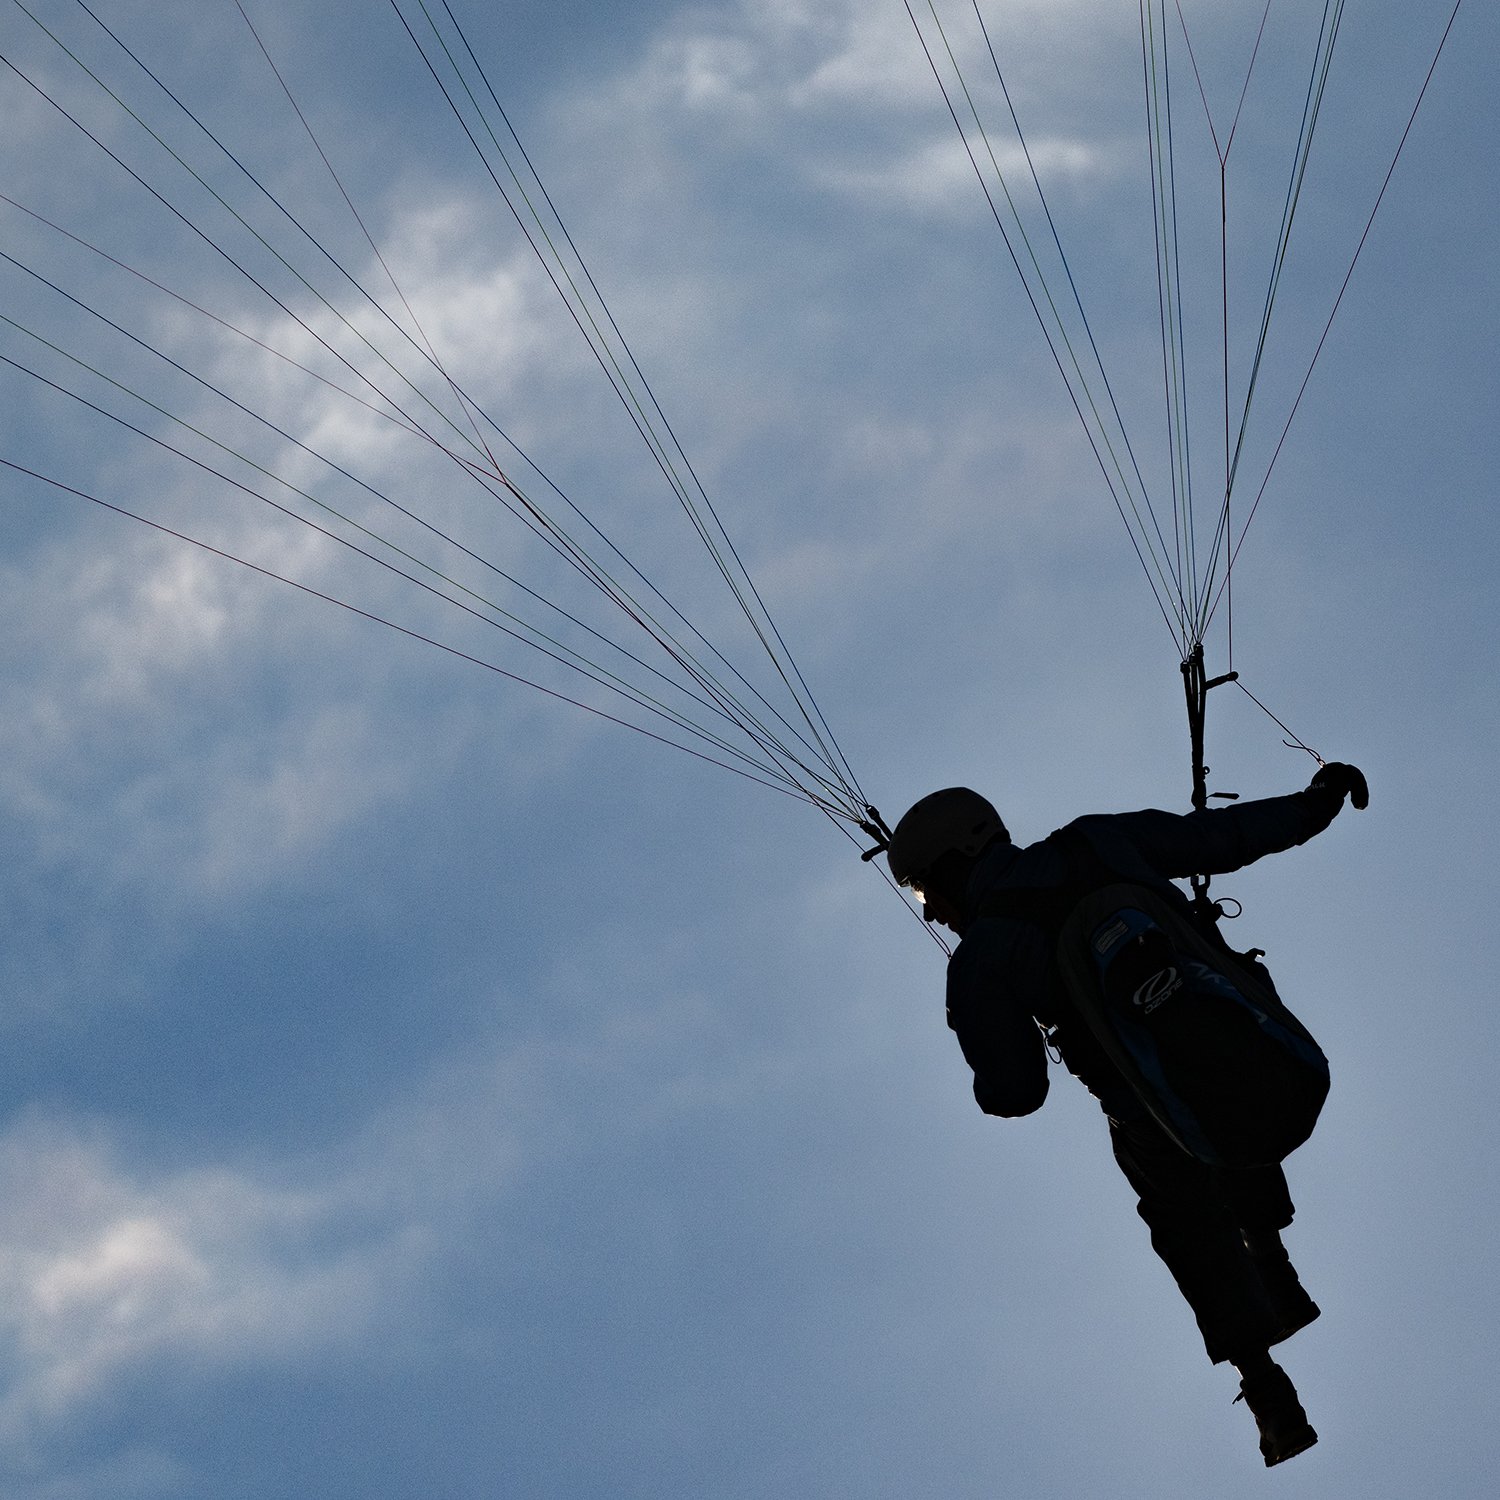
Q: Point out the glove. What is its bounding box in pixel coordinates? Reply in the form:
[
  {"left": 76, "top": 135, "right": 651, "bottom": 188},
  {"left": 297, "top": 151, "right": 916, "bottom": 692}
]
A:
[{"left": 1310, "top": 761, "right": 1369, "bottom": 811}]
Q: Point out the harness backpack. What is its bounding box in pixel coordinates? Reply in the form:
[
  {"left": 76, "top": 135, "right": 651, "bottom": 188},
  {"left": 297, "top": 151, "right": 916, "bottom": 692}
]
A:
[{"left": 982, "top": 833, "right": 1331, "bottom": 1169}]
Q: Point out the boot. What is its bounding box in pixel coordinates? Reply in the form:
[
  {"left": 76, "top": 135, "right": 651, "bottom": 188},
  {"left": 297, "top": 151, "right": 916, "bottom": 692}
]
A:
[{"left": 1236, "top": 1362, "right": 1318, "bottom": 1467}]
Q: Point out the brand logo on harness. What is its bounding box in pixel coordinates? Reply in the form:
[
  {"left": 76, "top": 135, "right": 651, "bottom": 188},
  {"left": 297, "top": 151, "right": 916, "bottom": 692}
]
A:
[{"left": 1132, "top": 966, "right": 1182, "bottom": 1014}]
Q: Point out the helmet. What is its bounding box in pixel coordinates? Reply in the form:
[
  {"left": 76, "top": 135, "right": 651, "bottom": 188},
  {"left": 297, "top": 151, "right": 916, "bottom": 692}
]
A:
[{"left": 886, "top": 788, "right": 1008, "bottom": 888}]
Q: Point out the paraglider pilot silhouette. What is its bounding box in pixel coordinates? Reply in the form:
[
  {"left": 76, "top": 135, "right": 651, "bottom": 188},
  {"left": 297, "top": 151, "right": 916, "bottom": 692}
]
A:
[{"left": 886, "top": 763, "right": 1369, "bottom": 1467}]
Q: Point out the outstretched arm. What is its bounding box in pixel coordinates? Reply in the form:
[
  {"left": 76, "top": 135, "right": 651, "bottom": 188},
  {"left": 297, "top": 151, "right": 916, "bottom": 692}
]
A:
[{"left": 1098, "top": 762, "right": 1369, "bottom": 881}]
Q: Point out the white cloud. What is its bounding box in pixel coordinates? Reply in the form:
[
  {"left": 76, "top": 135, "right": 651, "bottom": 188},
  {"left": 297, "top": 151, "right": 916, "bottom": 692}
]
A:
[
  {"left": 68, "top": 544, "right": 236, "bottom": 703},
  {"left": 0, "top": 1126, "right": 401, "bottom": 1448},
  {"left": 0, "top": 179, "right": 651, "bottom": 911},
  {"left": 550, "top": 0, "right": 1136, "bottom": 260},
  {"left": 811, "top": 130, "right": 1107, "bottom": 214},
  {"left": 180, "top": 200, "right": 590, "bottom": 517},
  {"left": 146, "top": 703, "right": 411, "bottom": 897},
  {"left": 620, "top": 0, "right": 1129, "bottom": 122},
  {"left": 0, "top": 968, "right": 722, "bottom": 1460},
  {"left": 0, "top": 515, "right": 413, "bottom": 901}
]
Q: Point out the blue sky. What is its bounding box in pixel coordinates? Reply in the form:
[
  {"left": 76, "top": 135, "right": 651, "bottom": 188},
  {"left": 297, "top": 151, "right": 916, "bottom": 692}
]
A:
[{"left": 1, "top": 2, "right": 1495, "bottom": 1496}]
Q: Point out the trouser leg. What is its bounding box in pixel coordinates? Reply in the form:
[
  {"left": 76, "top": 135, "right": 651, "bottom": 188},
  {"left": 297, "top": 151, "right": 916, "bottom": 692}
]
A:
[{"left": 1109, "top": 1116, "right": 1300, "bottom": 1364}]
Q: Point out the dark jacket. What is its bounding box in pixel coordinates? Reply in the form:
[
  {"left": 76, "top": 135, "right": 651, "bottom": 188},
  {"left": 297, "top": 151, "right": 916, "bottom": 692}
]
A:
[{"left": 944, "top": 787, "right": 1345, "bottom": 1121}]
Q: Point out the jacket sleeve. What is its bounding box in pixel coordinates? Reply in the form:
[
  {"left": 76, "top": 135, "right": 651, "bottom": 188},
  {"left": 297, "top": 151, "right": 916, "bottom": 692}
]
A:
[
  {"left": 1097, "top": 786, "right": 1344, "bottom": 880},
  {"left": 945, "top": 919, "right": 1050, "bottom": 1117}
]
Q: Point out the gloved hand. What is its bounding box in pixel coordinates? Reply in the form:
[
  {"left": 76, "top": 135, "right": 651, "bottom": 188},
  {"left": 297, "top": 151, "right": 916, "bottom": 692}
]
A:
[{"left": 1310, "top": 761, "right": 1369, "bottom": 810}]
